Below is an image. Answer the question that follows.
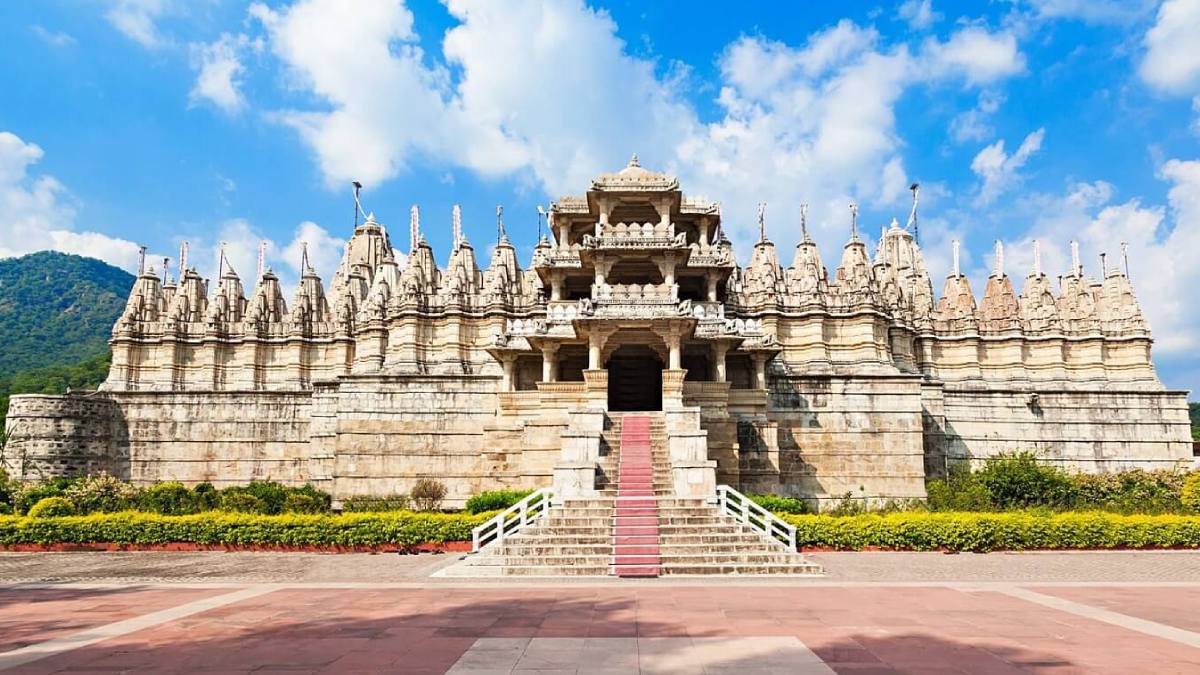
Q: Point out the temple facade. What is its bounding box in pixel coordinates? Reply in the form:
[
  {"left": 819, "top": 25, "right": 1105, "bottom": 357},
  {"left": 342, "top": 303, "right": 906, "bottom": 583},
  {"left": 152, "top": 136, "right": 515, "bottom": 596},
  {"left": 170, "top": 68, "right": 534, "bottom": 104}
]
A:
[{"left": 4, "top": 158, "right": 1192, "bottom": 508}]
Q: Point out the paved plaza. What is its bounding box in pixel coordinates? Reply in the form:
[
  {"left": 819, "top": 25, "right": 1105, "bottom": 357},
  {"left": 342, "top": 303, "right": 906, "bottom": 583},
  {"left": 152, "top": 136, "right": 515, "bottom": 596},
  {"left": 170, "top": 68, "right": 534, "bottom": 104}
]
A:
[{"left": 0, "top": 552, "right": 1199, "bottom": 672}]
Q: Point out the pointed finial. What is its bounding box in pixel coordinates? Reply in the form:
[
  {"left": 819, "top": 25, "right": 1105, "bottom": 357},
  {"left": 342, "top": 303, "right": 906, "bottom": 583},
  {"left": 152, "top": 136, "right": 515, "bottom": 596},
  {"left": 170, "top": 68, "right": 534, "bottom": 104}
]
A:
[
  {"left": 1070, "top": 240, "right": 1081, "bottom": 276},
  {"left": 1099, "top": 252, "right": 1107, "bottom": 277},
  {"left": 257, "top": 240, "right": 267, "bottom": 281},
  {"left": 162, "top": 257, "right": 170, "bottom": 285},
  {"left": 496, "top": 205, "right": 508, "bottom": 243},
  {"left": 849, "top": 203, "right": 859, "bottom": 241},
  {"left": 757, "top": 202, "right": 766, "bottom": 243},
  {"left": 300, "top": 241, "right": 311, "bottom": 274},
  {"left": 951, "top": 239, "right": 961, "bottom": 277},
  {"left": 890, "top": 217, "right": 900, "bottom": 230},
  {"left": 179, "top": 241, "right": 189, "bottom": 276},
  {"left": 907, "top": 182, "right": 920, "bottom": 245},
  {"left": 410, "top": 205, "right": 420, "bottom": 253},
  {"left": 536, "top": 205, "right": 545, "bottom": 241},
  {"left": 138, "top": 245, "right": 147, "bottom": 275},
  {"left": 628, "top": 153, "right": 640, "bottom": 168},
  {"left": 452, "top": 204, "right": 462, "bottom": 249},
  {"left": 352, "top": 180, "right": 365, "bottom": 228},
  {"left": 800, "top": 202, "right": 810, "bottom": 242},
  {"left": 1033, "top": 239, "right": 1042, "bottom": 276},
  {"left": 993, "top": 240, "right": 1004, "bottom": 277},
  {"left": 217, "top": 241, "right": 227, "bottom": 279},
  {"left": 1121, "top": 241, "right": 1130, "bottom": 280}
]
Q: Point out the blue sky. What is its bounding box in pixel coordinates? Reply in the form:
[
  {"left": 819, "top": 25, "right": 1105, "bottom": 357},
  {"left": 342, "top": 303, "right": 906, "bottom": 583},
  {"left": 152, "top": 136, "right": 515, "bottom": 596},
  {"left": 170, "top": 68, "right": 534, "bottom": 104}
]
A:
[{"left": 1, "top": 0, "right": 1198, "bottom": 394}]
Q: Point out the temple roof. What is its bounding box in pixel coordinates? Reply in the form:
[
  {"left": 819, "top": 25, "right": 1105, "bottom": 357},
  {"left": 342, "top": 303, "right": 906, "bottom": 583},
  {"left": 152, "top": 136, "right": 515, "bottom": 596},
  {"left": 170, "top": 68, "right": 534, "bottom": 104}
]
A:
[{"left": 589, "top": 154, "right": 680, "bottom": 193}]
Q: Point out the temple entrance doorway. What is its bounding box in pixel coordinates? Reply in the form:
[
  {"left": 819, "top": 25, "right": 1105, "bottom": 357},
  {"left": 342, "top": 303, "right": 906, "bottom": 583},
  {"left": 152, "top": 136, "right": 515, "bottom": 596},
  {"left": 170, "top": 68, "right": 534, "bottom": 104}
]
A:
[{"left": 606, "top": 345, "right": 662, "bottom": 411}]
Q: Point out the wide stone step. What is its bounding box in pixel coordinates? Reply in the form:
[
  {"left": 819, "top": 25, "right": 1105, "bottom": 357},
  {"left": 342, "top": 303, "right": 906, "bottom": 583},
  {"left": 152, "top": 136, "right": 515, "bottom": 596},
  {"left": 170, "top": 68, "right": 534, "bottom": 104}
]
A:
[
  {"left": 501, "top": 565, "right": 610, "bottom": 576},
  {"left": 660, "top": 562, "right": 823, "bottom": 576},
  {"left": 659, "top": 552, "right": 804, "bottom": 565},
  {"left": 501, "top": 555, "right": 613, "bottom": 567}
]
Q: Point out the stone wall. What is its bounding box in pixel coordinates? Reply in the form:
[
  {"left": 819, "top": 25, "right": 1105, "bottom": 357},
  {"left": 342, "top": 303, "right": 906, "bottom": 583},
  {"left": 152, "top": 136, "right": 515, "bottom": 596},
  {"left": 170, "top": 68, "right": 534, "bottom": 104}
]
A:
[
  {"left": 926, "top": 386, "right": 1193, "bottom": 474},
  {"left": 3, "top": 395, "right": 127, "bottom": 479}
]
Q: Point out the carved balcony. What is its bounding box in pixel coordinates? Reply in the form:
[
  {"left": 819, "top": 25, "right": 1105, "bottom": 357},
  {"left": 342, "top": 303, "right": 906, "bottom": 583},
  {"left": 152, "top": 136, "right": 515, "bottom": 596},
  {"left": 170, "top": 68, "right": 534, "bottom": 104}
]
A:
[
  {"left": 581, "top": 221, "right": 688, "bottom": 250},
  {"left": 531, "top": 245, "right": 583, "bottom": 270}
]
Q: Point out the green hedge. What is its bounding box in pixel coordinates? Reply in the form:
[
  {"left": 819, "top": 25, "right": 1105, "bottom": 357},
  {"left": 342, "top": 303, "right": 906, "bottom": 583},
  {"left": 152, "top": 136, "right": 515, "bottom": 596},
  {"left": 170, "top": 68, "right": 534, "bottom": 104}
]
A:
[
  {"left": 0, "top": 511, "right": 492, "bottom": 547},
  {"left": 781, "top": 511, "right": 1200, "bottom": 552}
]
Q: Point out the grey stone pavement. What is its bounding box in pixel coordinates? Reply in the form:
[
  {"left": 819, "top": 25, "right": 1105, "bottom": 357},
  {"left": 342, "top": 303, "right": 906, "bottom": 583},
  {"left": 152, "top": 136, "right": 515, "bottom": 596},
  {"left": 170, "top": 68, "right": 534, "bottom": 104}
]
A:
[{"left": 2, "top": 549, "right": 1199, "bottom": 584}]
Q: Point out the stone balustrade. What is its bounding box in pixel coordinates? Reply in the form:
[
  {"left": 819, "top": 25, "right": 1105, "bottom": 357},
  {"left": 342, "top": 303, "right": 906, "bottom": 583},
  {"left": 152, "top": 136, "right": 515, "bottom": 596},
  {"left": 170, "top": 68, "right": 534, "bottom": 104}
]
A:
[{"left": 594, "top": 282, "right": 679, "bottom": 304}]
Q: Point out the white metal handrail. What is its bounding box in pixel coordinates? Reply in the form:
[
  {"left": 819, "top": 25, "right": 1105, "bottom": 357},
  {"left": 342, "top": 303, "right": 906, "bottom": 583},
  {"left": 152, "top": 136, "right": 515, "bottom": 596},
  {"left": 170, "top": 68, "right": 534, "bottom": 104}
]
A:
[
  {"left": 470, "top": 488, "right": 555, "bottom": 553},
  {"left": 716, "top": 485, "right": 797, "bottom": 552}
]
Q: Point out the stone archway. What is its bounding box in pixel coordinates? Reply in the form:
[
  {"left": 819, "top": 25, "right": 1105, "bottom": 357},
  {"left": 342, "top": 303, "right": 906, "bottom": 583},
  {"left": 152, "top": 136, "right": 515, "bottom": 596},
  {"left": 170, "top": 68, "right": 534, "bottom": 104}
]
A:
[{"left": 606, "top": 344, "right": 663, "bottom": 411}]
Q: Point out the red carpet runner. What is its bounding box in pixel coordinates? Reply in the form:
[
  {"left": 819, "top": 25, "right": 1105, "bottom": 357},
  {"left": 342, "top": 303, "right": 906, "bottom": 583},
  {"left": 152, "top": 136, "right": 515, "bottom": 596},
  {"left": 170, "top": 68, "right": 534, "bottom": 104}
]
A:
[{"left": 612, "top": 415, "right": 660, "bottom": 577}]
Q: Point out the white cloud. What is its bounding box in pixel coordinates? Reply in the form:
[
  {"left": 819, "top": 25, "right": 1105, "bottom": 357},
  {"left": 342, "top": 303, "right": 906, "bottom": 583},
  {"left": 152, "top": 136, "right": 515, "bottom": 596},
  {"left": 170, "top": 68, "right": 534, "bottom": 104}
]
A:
[
  {"left": 281, "top": 220, "right": 347, "bottom": 283},
  {"left": 105, "top": 0, "right": 171, "bottom": 49},
  {"left": 189, "top": 33, "right": 251, "bottom": 114},
  {"left": 0, "top": 131, "right": 158, "bottom": 273},
  {"left": 898, "top": 0, "right": 940, "bottom": 30},
  {"left": 970, "top": 128, "right": 1045, "bottom": 206},
  {"left": 1028, "top": 0, "right": 1156, "bottom": 24},
  {"left": 248, "top": 1, "right": 1025, "bottom": 260},
  {"left": 1140, "top": 0, "right": 1200, "bottom": 94},
  {"left": 922, "top": 27, "right": 1024, "bottom": 86},
  {"left": 949, "top": 90, "right": 1003, "bottom": 143},
  {"left": 30, "top": 25, "right": 76, "bottom": 48}
]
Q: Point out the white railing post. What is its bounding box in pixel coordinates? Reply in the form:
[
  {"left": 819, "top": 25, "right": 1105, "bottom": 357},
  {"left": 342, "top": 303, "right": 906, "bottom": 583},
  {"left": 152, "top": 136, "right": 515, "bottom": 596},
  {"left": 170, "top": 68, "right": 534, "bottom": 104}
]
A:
[
  {"left": 714, "top": 484, "right": 798, "bottom": 552},
  {"left": 470, "top": 488, "right": 556, "bottom": 553}
]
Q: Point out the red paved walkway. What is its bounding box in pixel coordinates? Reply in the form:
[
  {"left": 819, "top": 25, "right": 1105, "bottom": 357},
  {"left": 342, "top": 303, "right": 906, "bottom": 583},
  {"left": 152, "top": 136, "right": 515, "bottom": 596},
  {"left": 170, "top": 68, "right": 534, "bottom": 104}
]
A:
[{"left": 2, "top": 583, "right": 1199, "bottom": 673}]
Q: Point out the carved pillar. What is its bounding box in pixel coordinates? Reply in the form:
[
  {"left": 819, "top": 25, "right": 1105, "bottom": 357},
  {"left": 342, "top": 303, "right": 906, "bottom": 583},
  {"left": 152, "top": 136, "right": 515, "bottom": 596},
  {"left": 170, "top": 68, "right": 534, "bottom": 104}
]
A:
[
  {"left": 541, "top": 343, "right": 560, "bottom": 382},
  {"left": 596, "top": 197, "right": 610, "bottom": 236},
  {"left": 712, "top": 342, "right": 728, "bottom": 382},
  {"left": 549, "top": 271, "right": 563, "bottom": 302},
  {"left": 588, "top": 331, "right": 605, "bottom": 369},
  {"left": 593, "top": 255, "right": 612, "bottom": 295},
  {"left": 698, "top": 218, "right": 710, "bottom": 249},
  {"left": 752, "top": 353, "right": 767, "bottom": 389},
  {"left": 655, "top": 196, "right": 671, "bottom": 228},
  {"left": 500, "top": 356, "right": 516, "bottom": 391},
  {"left": 669, "top": 334, "right": 682, "bottom": 370},
  {"left": 705, "top": 271, "right": 718, "bottom": 302},
  {"left": 557, "top": 222, "right": 570, "bottom": 249}
]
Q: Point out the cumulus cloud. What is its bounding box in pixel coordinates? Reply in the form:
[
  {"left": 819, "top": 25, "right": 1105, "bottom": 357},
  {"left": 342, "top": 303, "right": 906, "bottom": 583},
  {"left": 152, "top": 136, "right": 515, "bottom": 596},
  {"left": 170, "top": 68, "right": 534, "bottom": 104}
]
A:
[
  {"left": 104, "top": 0, "right": 171, "bottom": 49},
  {"left": 0, "top": 131, "right": 156, "bottom": 273},
  {"left": 949, "top": 90, "right": 1004, "bottom": 143},
  {"left": 970, "top": 128, "right": 1045, "bottom": 206},
  {"left": 898, "top": 0, "right": 940, "bottom": 30},
  {"left": 189, "top": 33, "right": 254, "bottom": 114},
  {"left": 1140, "top": 0, "right": 1200, "bottom": 133},
  {"left": 921, "top": 27, "right": 1025, "bottom": 86}
]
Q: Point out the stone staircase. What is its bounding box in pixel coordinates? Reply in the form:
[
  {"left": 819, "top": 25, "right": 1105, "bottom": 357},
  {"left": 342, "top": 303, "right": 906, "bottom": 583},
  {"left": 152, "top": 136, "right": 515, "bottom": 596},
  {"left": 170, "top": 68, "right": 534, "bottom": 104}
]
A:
[{"left": 442, "top": 412, "right": 821, "bottom": 577}]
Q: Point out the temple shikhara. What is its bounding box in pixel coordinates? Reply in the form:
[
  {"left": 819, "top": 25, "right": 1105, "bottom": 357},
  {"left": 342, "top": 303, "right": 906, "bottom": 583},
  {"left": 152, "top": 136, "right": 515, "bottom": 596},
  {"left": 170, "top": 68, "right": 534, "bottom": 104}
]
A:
[{"left": 5, "top": 157, "right": 1192, "bottom": 515}]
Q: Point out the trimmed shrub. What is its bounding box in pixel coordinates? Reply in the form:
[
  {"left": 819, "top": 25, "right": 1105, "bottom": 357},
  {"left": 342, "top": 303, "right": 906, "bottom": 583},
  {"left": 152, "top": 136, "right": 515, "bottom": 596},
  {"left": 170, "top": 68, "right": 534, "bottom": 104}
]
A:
[
  {"left": 137, "top": 482, "right": 199, "bottom": 515},
  {"left": 342, "top": 495, "right": 411, "bottom": 512},
  {"left": 0, "top": 503, "right": 10, "bottom": 515},
  {"left": 192, "top": 482, "right": 220, "bottom": 511},
  {"left": 1072, "top": 470, "right": 1186, "bottom": 514},
  {"left": 282, "top": 493, "right": 324, "bottom": 514},
  {"left": 291, "top": 484, "right": 331, "bottom": 511},
  {"left": 27, "top": 496, "right": 76, "bottom": 518},
  {"left": 0, "top": 510, "right": 491, "bottom": 547},
  {"left": 465, "top": 489, "right": 534, "bottom": 514},
  {"left": 13, "top": 480, "right": 72, "bottom": 515},
  {"left": 974, "top": 452, "right": 1077, "bottom": 510},
  {"left": 220, "top": 492, "right": 266, "bottom": 513},
  {"left": 64, "top": 473, "right": 137, "bottom": 514},
  {"left": 781, "top": 511, "right": 1200, "bottom": 552},
  {"left": 411, "top": 478, "right": 448, "bottom": 512},
  {"left": 1182, "top": 474, "right": 1200, "bottom": 514},
  {"left": 747, "top": 493, "right": 811, "bottom": 515},
  {"left": 222, "top": 481, "right": 290, "bottom": 515}
]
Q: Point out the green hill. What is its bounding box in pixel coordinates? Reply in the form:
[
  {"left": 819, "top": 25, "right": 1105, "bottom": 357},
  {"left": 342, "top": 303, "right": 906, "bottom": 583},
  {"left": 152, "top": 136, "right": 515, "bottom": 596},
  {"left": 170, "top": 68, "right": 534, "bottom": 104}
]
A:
[
  {"left": 0, "top": 251, "right": 133, "bottom": 377},
  {"left": 0, "top": 251, "right": 132, "bottom": 425}
]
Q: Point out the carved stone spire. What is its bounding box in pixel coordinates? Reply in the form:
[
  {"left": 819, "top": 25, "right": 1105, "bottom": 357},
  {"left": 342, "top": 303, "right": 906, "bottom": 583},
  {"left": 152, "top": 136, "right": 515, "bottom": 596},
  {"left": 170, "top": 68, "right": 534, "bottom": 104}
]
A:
[
  {"left": 992, "top": 240, "right": 1003, "bottom": 278},
  {"left": 757, "top": 202, "right": 766, "bottom": 243},
  {"left": 1032, "top": 239, "right": 1042, "bottom": 277},
  {"left": 410, "top": 205, "right": 420, "bottom": 253},
  {"left": 849, "top": 202, "right": 859, "bottom": 241},
  {"left": 1070, "top": 240, "right": 1081, "bottom": 277},
  {"left": 800, "top": 202, "right": 810, "bottom": 243},
  {"left": 952, "top": 239, "right": 961, "bottom": 277},
  {"left": 452, "top": 204, "right": 462, "bottom": 250}
]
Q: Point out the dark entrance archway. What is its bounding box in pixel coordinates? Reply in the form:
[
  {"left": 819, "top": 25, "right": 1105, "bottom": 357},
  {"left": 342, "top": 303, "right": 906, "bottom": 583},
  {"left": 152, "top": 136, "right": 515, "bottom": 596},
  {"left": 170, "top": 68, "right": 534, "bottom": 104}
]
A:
[{"left": 606, "top": 345, "right": 663, "bottom": 411}]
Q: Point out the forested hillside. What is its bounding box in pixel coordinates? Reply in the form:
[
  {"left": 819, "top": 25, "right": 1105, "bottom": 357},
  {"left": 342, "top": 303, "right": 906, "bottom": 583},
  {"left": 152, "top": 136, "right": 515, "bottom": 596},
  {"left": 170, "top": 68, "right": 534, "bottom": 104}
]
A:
[
  {"left": 0, "top": 251, "right": 132, "bottom": 377},
  {"left": 0, "top": 252, "right": 131, "bottom": 425}
]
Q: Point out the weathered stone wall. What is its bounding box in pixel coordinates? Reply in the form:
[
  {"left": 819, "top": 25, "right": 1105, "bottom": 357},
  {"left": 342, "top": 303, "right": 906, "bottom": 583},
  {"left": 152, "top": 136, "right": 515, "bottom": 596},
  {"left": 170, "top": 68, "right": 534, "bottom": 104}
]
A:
[
  {"left": 3, "top": 395, "right": 127, "bottom": 479},
  {"left": 927, "top": 386, "right": 1193, "bottom": 474},
  {"left": 760, "top": 374, "right": 929, "bottom": 509}
]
